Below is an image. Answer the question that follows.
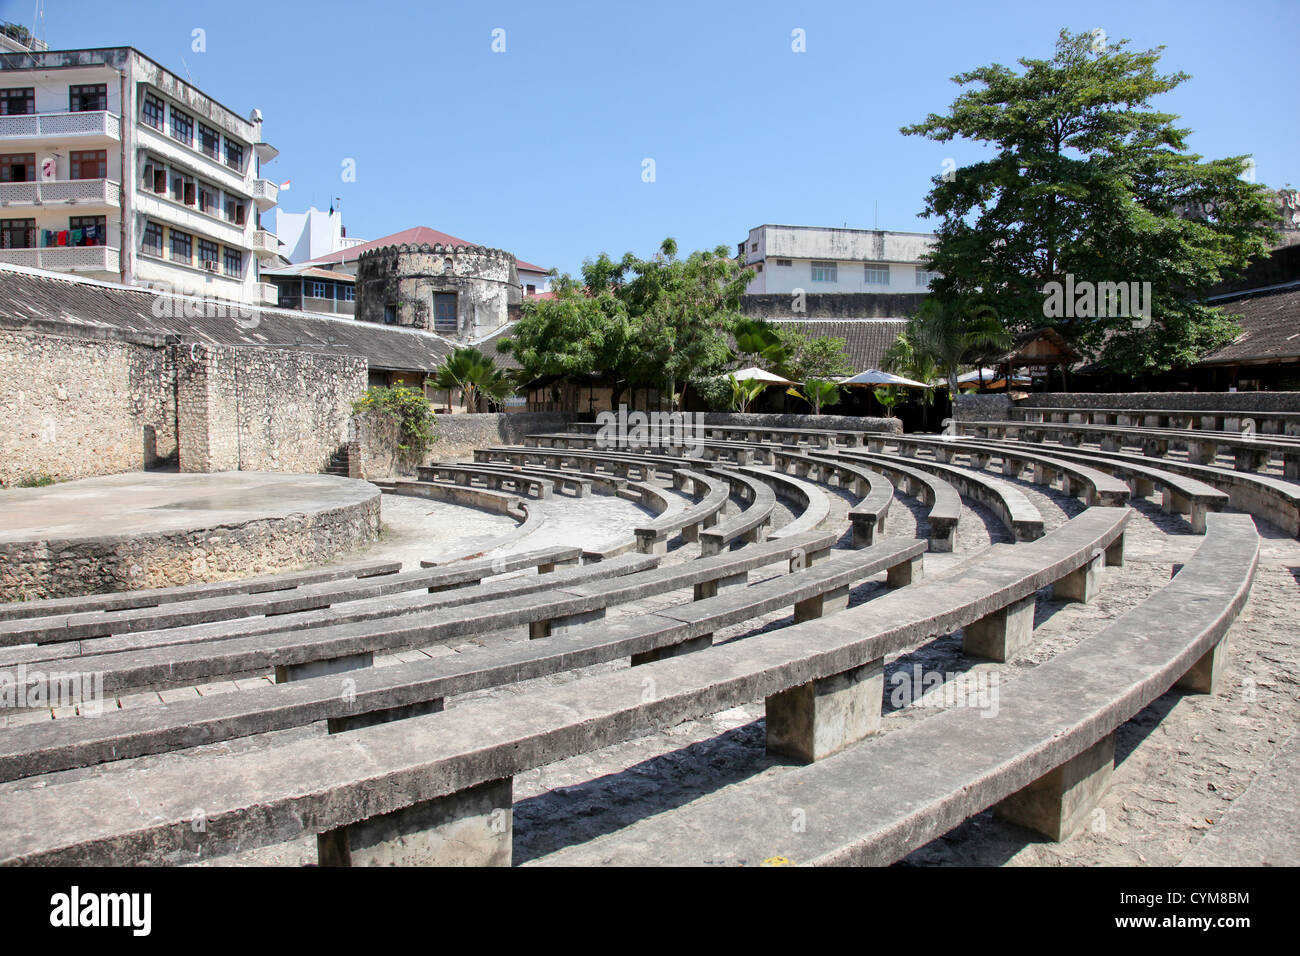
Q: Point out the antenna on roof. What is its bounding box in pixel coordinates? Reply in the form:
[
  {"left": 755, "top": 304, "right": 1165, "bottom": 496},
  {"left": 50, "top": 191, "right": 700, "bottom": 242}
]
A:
[{"left": 874, "top": 201, "right": 878, "bottom": 230}]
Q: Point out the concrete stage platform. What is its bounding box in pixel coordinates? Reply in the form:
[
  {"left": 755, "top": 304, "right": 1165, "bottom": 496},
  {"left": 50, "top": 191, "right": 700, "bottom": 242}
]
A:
[{"left": 0, "top": 472, "right": 382, "bottom": 601}]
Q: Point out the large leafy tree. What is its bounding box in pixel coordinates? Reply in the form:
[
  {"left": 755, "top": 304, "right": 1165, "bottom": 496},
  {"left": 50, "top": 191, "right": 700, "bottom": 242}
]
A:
[{"left": 902, "top": 28, "right": 1279, "bottom": 376}]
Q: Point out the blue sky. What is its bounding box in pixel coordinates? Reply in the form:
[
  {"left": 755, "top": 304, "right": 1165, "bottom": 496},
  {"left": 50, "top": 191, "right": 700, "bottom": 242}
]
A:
[{"left": 5, "top": 0, "right": 1297, "bottom": 276}]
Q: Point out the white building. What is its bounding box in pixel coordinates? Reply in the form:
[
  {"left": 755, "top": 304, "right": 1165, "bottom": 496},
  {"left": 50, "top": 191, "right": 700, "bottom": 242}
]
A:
[
  {"left": 0, "top": 46, "right": 281, "bottom": 305},
  {"left": 739, "top": 224, "right": 939, "bottom": 295},
  {"left": 275, "top": 205, "right": 366, "bottom": 264}
]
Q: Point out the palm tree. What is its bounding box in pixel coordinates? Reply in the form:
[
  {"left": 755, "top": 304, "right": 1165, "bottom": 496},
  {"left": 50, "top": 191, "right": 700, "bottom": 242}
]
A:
[
  {"left": 433, "top": 347, "right": 513, "bottom": 413},
  {"left": 886, "top": 301, "right": 1011, "bottom": 399}
]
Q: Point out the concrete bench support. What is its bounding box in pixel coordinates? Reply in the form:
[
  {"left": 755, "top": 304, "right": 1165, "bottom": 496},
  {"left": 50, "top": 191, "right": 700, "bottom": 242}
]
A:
[
  {"left": 793, "top": 585, "right": 849, "bottom": 623},
  {"left": 693, "top": 570, "right": 748, "bottom": 600},
  {"left": 1052, "top": 551, "right": 1104, "bottom": 603},
  {"left": 275, "top": 652, "right": 373, "bottom": 684},
  {"left": 327, "top": 699, "right": 444, "bottom": 734},
  {"left": 1177, "top": 637, "right": 1229, "bottom": 695},
  {"left": 538, "top": 556, "right": 581, "bottom": 574},
  {"left": 317, "top": 777, "right": 513, "bottom": 867},
  {"left": 994, "top": 734, "right": 1116, "bottom": 841},
  {"left": 886, "top": 554, "right": 924, "bottom": 588},
  {"left": 529, "top": 607, "right": 606, "bottom": 640},
  {"left": 963, "top": 594, "right": 1035, "bottom": 662},
  {"left": 1105, "top": 534, "right": 1125, "bottom": 567},
  {"left": 765, "top": 659, "right": 884, "bottom": 763},
  {"left": 631, "top": 635, "right": 713, "bottom": 667}
]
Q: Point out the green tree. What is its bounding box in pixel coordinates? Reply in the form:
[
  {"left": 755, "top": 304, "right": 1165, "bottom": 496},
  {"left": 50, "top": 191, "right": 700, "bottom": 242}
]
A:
[
  {"left": 884, "top": 299, "right": 1010, "bottom": 397},
  {"left": 786, "top": 379, "right": 841, "bottom": 416},
  {"left": 776, "top": 330, "right": 853, "bottom": 381},
  {"left": 902, "top": 28, "right": 1279, "bottom": 376},
  {"left": 433, "top": 347, "right": 512, "bottom": 413}
]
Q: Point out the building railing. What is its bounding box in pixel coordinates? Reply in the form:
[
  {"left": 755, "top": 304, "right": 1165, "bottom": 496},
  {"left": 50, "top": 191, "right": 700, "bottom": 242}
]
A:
[
  {"left": 256, "top": 281, "right": 278, "bottom": 305},
  {"left": 251, "top": 229, "right": 279, "bottom": 255},
  {"left": 0, "top": 178, "right": 121, "bottom": 206},
  {"left": 251, "top": 178, "right": 278, "bottom": 209},
  {"left": 0, "top": 244, "right": 120, "bottom": 272},
  {"left": 0, "top": 110, "right": 121, "bottom": 140}
]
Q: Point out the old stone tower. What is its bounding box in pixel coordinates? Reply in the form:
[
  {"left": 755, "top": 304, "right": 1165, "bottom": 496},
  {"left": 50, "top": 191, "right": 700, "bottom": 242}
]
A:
[{"left": 353, "top": 242, "right": 522, "bottom": 341}]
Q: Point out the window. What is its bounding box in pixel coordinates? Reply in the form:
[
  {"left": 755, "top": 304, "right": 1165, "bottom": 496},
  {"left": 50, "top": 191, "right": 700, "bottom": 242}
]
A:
[
  {"left": 915, "top": 266, "right": 940, "bottom": 287},
  {"left": 141, "top": 93, "right": 165, "bottom": 129},
  {"left": 750, "top": 242, "right": 758, "bottom": 251},
  {"left": 170, "top": 108, "right": 193, "bottom": 145},
  {"left": 754, "top": 263, "right": 763, "bottom": 273},
  {"left": 69, "top": 84, "right": 107, "bottom": 112},
  {"left": 225, "top": 199, "right": 246, "bottom": 225},
  {"left": 811, "top": 260, "right": 837, "bottom": 282},
  {"left": 0, "top": 153, "right": 35, "bottom": 183},
  {"left": 198, "top": 123, "right": 220, "bottom": 159},
  {"left": 0, "top": 88, "right": 34, "bottom": 115},
  {"left": 69, "top": 216, "right": 105, "bottom": 247},
  {"left": 70, "top": 150, "right": 107, "bottom": 180},
  {"left": 142, "top": 221, "right": 163, "bottom": 257},
  {"left": 0, "top": 218, "right": 35, "bottom": 249},
  {"left": 525, "top": 284, "right": 536, "bottom": 295},
  {"left": 169, "top": 229, "right": 192, "bottom": 264},
  {"left": 433, "top": 293, "right": 457, "bottom": 332},
  {"left": 775, "top": 258, "right": 792, "bottom": 266},
  {"left": 198, "top": 239, "right": 219, "bottom": 270},
  {"left": 339, "top": 284, "right": 355, "bottom": 301},
  {"left": 223, "top": 247, "right": 242, "bottom": 277},
  {"left": 383, "top": 303, "right": 397, "bottom": 325},
  {"left": 224, "top": 139, "right": 244, "bottom": 172},
  {"left": 864, "top": 263, "right": 890, "bottom": 285},
  {"left": 308, "top": 280, "right": 328, "bottom": 299},
  {"left": 198, "top": 183, "right": 219, "bottom": 215}
]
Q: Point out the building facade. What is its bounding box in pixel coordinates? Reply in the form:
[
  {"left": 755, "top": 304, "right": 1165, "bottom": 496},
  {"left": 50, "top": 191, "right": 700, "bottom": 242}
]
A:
[
  {"left": 739, "top": 224, "right": 938, "bottom": 295},
  {"left": 0, "top": 46, "right": 280, "bottom": 305},
  {"left": 274, "top": 205, "right": 365, "bottom": 264}
]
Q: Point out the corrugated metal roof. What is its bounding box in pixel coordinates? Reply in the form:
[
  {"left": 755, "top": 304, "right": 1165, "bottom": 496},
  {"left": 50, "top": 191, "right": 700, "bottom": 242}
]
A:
[{"left": 1200, "top": 282, "right": 1300, "bottom": 365}]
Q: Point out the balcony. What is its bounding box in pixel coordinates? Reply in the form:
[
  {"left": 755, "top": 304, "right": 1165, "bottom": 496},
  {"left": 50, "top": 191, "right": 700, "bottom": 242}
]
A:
[
  {"left": 257, "top": 281, "right": 279, "bottom": 306},
  {"left": 0, "top": 110, "right": 121, "bottom": 142},
  {"left": 251, "top": 178, "right": 279, "bottom": 211},
  {"left": 0, "top": 178, "right": 121, "bottom": 209},
  {"left": 251, "top": 229, "right": 280, "bottom": 258},
  {"left": 0, "top": 244, "right": 120, "bottom": 273}
]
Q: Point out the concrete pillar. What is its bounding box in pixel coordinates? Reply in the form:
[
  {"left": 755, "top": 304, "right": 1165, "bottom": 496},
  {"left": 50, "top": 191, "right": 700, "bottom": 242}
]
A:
[
  {"left": 327, "top": 698, "right": 443, "bottom": 734},
  {"left": 1162, "top": 488, "right": 1191, "bottom": 516},
  {"left": 1178, "top": 638, "right": 1228, "bottom": 695},
  {"left": 694, "top": 570, "right": 747, "bottom": 601},
  {"left": 850, "top": 515, "right": 877, "bottom": 548},
  {"left": 963, "top": 594, "right": 1035, "bottom": 661},
  {"left": 538, "top": 556, "right": 581, "bottom": 574},
  {"left": 994, "top": 734, "right": 1115, "bottom": 841},
  {"left": 1002, "top": 458, "right": 1023, "bottom": 478},
  {"left": 765, "top": 659, "right": 884, "bottom": 763},
  {"left": 317, "top": 777, "right": 513, "bottom": 867},
  {"left": 1187, "top": 441, "right": 1217, "bottom": 465},
  {"left": 1104, "top": 533, "right": 1125, "bottom": 567},
  {"left": 1233, "top": 448, "right": 1270, "bottom": 472},
  {"left": 1129, "top": 475, "right": 1156, "bottom": 498},
  {"left": 529, "top": 607, "right": 604, "bottom": 640},
  {"left": 886, "top": 554, "right": 924, "bottom": 588},
  {"left": 742, "top": 522, "right": 769, "bottom": 545},
  {"left": 275, "top": 652, "right": 373, "bottom": 684},
  {"left": 631, "top": 634, "right": 713, "bottom": 666},
  {"left": 1053, "top": 551, "right": 1103, "bottom": 604},
  {"left": 793, "top": 584, "right": 850, "bottom": 623},
  {"left": 636, "top": 533, "right": 668, "bottom": 555},
  {"left": 1142, "top": 438, "right": 1168, "bottom": 458}
]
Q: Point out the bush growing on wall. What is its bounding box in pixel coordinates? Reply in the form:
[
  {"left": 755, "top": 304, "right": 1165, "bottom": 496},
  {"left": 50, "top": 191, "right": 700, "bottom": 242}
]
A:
[{"left": 351, "top": 385, "right": 438, "bottom": 465}]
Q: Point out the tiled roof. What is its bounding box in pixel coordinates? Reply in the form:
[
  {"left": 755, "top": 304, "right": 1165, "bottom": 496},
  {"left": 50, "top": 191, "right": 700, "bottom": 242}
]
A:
[
  {"left": 304, "top": 226, "right": 549, "bottom": 275},
  {"left": 1200, "top": 282, "right": 1300, "bottom": 365},
  {"left": 471, "top": 322, "right": 522, "bottom": 371},
  {"left": 766, "top": 318, "right": 908, "bottom": 371},
  {"left": 0, "top": 264, "right": 455, "bottom": 373}
]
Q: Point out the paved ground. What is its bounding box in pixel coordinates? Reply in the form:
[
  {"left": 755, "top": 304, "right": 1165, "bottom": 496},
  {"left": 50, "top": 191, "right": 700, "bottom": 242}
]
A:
[{"left": 0, "top": 471, "right": 378, "bottom": 543}]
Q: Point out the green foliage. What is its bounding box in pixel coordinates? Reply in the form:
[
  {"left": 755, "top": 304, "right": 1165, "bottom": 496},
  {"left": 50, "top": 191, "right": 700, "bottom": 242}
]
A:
[
  {"left": 351, "top": 385, "right": 437, "bottom": 462},
  {"left": 13, "top": 472, "right": 55, "bottom": 488},
  {"left": 902, "top": 28, "right": 1281, "bottom": 377},
  {"left": 501, "top": 238, "right": 753, "bottom": 409},
  {"left": 433, "top": 347, "right": 513, "bottom": 413},
  {"left": 776, "top": 330, "right": 853, "bottom": 382},
  {"left": 692, "top": 374, "right": 734, "bottom": 412},
  {"left": 786, "top": 379, "right": 841, "bottom": 416},
  {"left": 872, "top": 386, "right": 905, "bottom": 418},
  {"left": 884, "top": 299, "right": 1010, "bottom": 396},
  {"left": 727, "top": 374, "right": 767, "bottom": 413}
]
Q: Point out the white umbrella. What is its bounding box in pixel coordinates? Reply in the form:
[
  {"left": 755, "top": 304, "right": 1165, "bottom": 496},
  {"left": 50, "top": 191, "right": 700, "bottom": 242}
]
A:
[
  {"left": 730, "top": 366, "right": 796, "bottom": 386},
  {"left": 839, "top": 368, "right": 930, "bottom": 388},
  {"left": 955, "top": 367, "right": 1031, "bottom": 386}
]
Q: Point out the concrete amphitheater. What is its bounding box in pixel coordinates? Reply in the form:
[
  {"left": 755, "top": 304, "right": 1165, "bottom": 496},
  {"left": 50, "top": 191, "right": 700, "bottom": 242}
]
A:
[{"left": 0, "top": 413, "right": 1296, "bottom": 867}]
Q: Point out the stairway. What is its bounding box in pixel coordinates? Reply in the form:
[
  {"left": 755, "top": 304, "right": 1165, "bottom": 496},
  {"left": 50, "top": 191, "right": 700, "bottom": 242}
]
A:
[{"left": 325, "top": 444, "right": 351, "bottom": 477}]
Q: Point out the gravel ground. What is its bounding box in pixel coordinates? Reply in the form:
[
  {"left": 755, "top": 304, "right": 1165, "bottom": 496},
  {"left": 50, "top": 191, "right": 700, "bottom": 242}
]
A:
[{"left": 4, "top": 455, "right": 1295, "bottom": 868}]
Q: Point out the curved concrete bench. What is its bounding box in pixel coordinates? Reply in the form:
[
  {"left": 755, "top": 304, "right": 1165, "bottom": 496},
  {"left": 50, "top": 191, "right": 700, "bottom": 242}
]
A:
[
  {"left": 443, "top": 461, "right": 598, "bottom": 497},
  {"left": 636, "top": 469, "right": 740, "bottom": 554},
  {"left": 834, "top": 451, "right": 961, "bottom": 552},
  {"left": 0, "top": 537, "right": 927, "bottom": 783},
  {"left": 0, "top": 510, "right": 1124, "bottom": 865},
  {"left": 960, "top": 419, "right": 1300, "bottom": 477},
  {"left": 735, "top": 466, "right": 833, "bottom": 540},
  {"left": 1011, "top": 405, "right": 1300, "bottom": 437},
  {"left": 16, "top": 533, "right": 843, "bottom": 698},
  {"left": 771, "top": 449, "right": 895, "bottom": 548},
  {"left": 417, "top": 464, "right": 554, "bottom": 499},
  {"left": 539, "top": 511, "right": 1258, "bottom": 865},
  {"left": 475, "top": 446, "right": 684, "bottom": 482},
  {"left": 568, "top": 420, "right": 871, "bottom": 449},
  {"left": 527, "top": 432, "right": 761, "bottom": 466},
  {"left": 0, "top": 559, "right": 402, "bottom": 623},
  {"left": 879, "top": 435, "right": 1131, "bottom": 507},
  {"left": 972, "top": 438, "right": 1229, "bottom": 535},
  {"left": 0, "top": 546, "right": 585, "bottom": 648},
  {"left": 696, "top": 467, "right": 777, "bottom": 556},
  {"left": 854, "top": 451, "right": 1045, "bottom": 544},
  {"left": 385, "top": 479, "right": 527, "bottom": 520}
]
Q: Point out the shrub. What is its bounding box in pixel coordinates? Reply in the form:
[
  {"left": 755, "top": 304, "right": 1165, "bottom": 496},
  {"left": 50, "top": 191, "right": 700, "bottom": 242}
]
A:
[{"left": 351, "top": 386, "right": 438, "bottom": 463}]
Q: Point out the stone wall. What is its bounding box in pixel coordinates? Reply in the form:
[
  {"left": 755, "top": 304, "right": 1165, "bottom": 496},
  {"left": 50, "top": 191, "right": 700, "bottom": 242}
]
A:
[
  {"left": 953, "top": 394, "right": 1013, "bottom": 421},
  {"left": 1016, "top": 392, "right": 1300, "bottom": 412},
  {"left": 426, "top": 412, "right": 573, "bottom": 466},
  {"left": 0, "top": 324, "right": 176, "bottom": 486}
]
